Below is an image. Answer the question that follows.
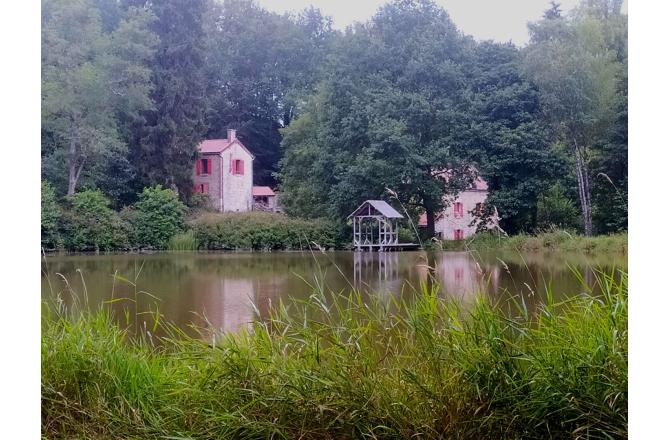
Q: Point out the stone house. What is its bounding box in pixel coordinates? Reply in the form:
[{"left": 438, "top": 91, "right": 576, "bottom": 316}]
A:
[
  {"left": 418, "top": 175, "right": 500, "bottom": 240},
  {"left": 192, "top": 129, "right": 255, "bottom": 212}
]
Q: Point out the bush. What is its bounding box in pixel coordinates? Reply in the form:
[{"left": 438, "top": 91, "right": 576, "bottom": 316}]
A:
[
  {"left": 187, "top": 192, "right": 216, "bottom": 215},
  {"left": 61, "top": 189, "right": 127, "bottom": 251},
  {"left": 41, "top": 180, "right": 61, "bottom": 250},
  {"left": 536, "top": 183, "right": 580, "bottom": 231},
  {"left": 190, "top": 212, "right": 342, "bottom": 250},
  {"left": 132, "top": 185, "right": 186, "bottom": 249}
]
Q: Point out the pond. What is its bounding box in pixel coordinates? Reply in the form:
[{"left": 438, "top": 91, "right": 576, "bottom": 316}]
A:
[{"left": 42, "top": 250, "right": 626, "bottom": 335}]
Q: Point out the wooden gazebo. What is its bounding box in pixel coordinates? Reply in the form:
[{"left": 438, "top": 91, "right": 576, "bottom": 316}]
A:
[{"left": 348, "top": 200, "right": 406, "bottom": 252}]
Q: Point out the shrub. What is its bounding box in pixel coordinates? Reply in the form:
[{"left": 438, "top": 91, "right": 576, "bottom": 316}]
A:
[
  {"left": 61, "top": 189, "right": 127, "bottom": 251},
  {"left": 187, "top": 192, "right": 216, "bottom": 215},
  {"left": 190, "top": 212, "right": 342, "bottom": 250},
  {"left": 41, "top": 180, "right": 61, "bottom": 250},
  {"left": 536, "top": 183, "right": 580, "bottom": 231},
  {"left": 132, "top": 186, "right": 186, "bottom": 249}
]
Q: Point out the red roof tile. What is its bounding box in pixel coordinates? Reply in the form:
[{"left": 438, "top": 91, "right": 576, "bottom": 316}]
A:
[
  {"left": 252, "top": 186, "right": 275, "bottom": 197},
  {"left": 198, "top": 139, "right": 230, "bottom": 153}
]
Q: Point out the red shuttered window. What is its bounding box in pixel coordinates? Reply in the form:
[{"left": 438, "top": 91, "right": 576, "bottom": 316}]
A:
[
  {"left": 454, "top": 229, "right": 464, "bottom": 240},
  {"left": 454, "top": 202, "right": 463, "bottom": 218},
  {"left": 230, "top": 159, "right": 244, "bottom": 175},
  {"left": 199, "top": 158, "right": 210, "bottom": 175}
]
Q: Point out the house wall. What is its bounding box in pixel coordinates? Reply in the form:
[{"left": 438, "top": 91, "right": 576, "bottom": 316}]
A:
[
  {"left": 192, "top": 153, "right": 223, "bottom": 211},
  {"left": 221, "top": 142, "right": 253, "bottom": 212},
  {"left": 434, "top": 190, "right": 490, "bottom": 240}
]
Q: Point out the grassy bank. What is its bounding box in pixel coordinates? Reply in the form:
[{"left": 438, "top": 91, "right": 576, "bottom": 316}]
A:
[
  {"left": 42, "top": 271, "right": 627, "bottom": 439},
  {"left": 434, "top": 231, "right": 628, "bottom": 254},
  {"left": 189, "top": 212, "right": 342, "bottom": 251}
]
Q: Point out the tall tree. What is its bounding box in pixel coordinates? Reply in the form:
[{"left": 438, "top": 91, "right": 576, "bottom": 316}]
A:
[
  {"left": 463, "top": 41, "right": 564, "bottom": 234},
  {"left": 524, "top": 0, "right": 624, "bottom": 235},
  {"left": 204, "top": 0, "right": 334, "bottom": 184},
  {"left": 42, "top": 0, "right": 157, "bottom": 196},
  {"left": 137, "top": 0, "right": 209, "bottom": 196},
  {"left": 278, "top": 0, "right": 475, "bottom": 236}
]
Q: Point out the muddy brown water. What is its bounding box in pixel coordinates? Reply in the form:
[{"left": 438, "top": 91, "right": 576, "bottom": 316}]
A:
[{"left": 42, "top": 250, "right": 626, "bottom": 335}]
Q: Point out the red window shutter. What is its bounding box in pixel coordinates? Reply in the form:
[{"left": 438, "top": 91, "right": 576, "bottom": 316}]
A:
[
  {"left": 196, "top": 159, "right": 202, "bottom": 175},
  {"left": 203, "top": 183, "right": 209, "bottom": 194},
  {"left": 454, "top": 202, "right": 463, "bottom": 218},
  {"left": 207, "top": 159, "right": 212, "bottom": 174},
  {"left": 239, "top": 160, "right": 244, "bottom": 175}
]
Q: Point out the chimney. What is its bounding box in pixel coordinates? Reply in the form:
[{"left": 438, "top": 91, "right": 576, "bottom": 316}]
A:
[{"left": 227, "top": 128, "right": 236, "bottom": 142}]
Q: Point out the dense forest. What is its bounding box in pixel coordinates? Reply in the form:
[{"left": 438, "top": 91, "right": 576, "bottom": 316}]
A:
[{"left": 42, "top": 0, "right": 627, "bottom": 237}]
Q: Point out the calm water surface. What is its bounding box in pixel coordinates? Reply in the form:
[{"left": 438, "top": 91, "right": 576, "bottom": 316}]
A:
[{"left": 42, "top": 250, "right": 626, "bottom": 334}]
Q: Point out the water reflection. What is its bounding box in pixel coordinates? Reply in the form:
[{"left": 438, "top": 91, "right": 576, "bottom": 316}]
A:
[{"left": 42, "top": 250, "right": 626, "bottom": 334}]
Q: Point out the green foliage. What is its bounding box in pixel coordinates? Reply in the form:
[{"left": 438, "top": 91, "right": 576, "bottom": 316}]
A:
[
  {"left": 524, "top": 1, "right": 627, "bottom": 234},
  {"left": 204, "top": 0, "right": 334, "bottom": 185},
  {"left": 186, "top": 192, "right": 216, "bottom": 216},
  {"left": 439, "top": 230, "right": 627, "bottom": 254},
  {"left": 41, "top": 0, "right": 157, "bottom": 195},
  {"left": 536, "top": 183, "right": 581, "bottom": 230},
  {"left": 135, "top": 0, "right": 209, "bottom": 197},
  {"left": 61, "top": 189, "right": 127, "bottom": 251},
  {"left": 190, "top": 212, "right": 342, "bottom": 250},
  {"left": 42, "top": 270, "right": 627, "bottom": 438},
  {"left": 167, "top": 230, "right": 199, "bottom": 251},
  {"left": 41, "top": 0, "right": 627, "bottom": 238},
  {"left": 131, "top": 186, "right": 186, "bottom": 249},
  {"left": 465, "top": 41, "right": 564, "bottom": 234},
  {"left": 278, "top": 0, "right": 476, "bottom": 231},
  {"left": 41, "top": 180, "right": 61, "bottom": 249}
]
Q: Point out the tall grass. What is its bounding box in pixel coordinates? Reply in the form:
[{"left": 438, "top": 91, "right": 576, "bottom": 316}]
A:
[
  {"left": 42, "top": 270, "right": 627, "bottom": 439},
  {"left": 167, "top": 230, "right": 199, "bottom": 251},
  {"left": 438, "top": 230, "right": 628, "bottom": 254}
]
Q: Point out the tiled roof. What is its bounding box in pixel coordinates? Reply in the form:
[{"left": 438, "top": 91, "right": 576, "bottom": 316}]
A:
[
  {"left": 198, "top": 139, "right": 231, "bottom": 153},
  {"left": 252, "top": 186, "right": 275, "bottom": 197}
]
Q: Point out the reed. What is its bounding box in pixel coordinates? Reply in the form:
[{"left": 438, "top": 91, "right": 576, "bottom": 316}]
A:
[
  {"left": 167, "top": 230, "right": 199, "bottom": 251},
  {"left": 42, "top": 270, "right": 627, "bottom": 439},
  {"left": 437, "top": 230, "right": 627, "bottom": 254}
]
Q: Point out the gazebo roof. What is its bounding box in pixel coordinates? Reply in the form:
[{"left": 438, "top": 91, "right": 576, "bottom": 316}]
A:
[{"left": 347, "top": 200, "right": 404, "bottom": 219}]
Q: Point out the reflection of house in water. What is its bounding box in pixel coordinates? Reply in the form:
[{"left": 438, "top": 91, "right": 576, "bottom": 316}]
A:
[
  {"left": 353, "top": 252, "right": 404, "bottom": 295},
  {"left": 186, "top": 273, "right": 286, "bottom": 334},
  {"left": 417, "top": 252, "right": 500, "bottom": 300}
]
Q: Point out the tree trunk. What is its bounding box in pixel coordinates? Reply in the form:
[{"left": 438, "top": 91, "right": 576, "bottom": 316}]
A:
[
  {"left": 574, "top": 140, "right": 593, "bottom": 236},
  {"left": 67, "top": 129, "right": 78, "bottom": 196}
]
